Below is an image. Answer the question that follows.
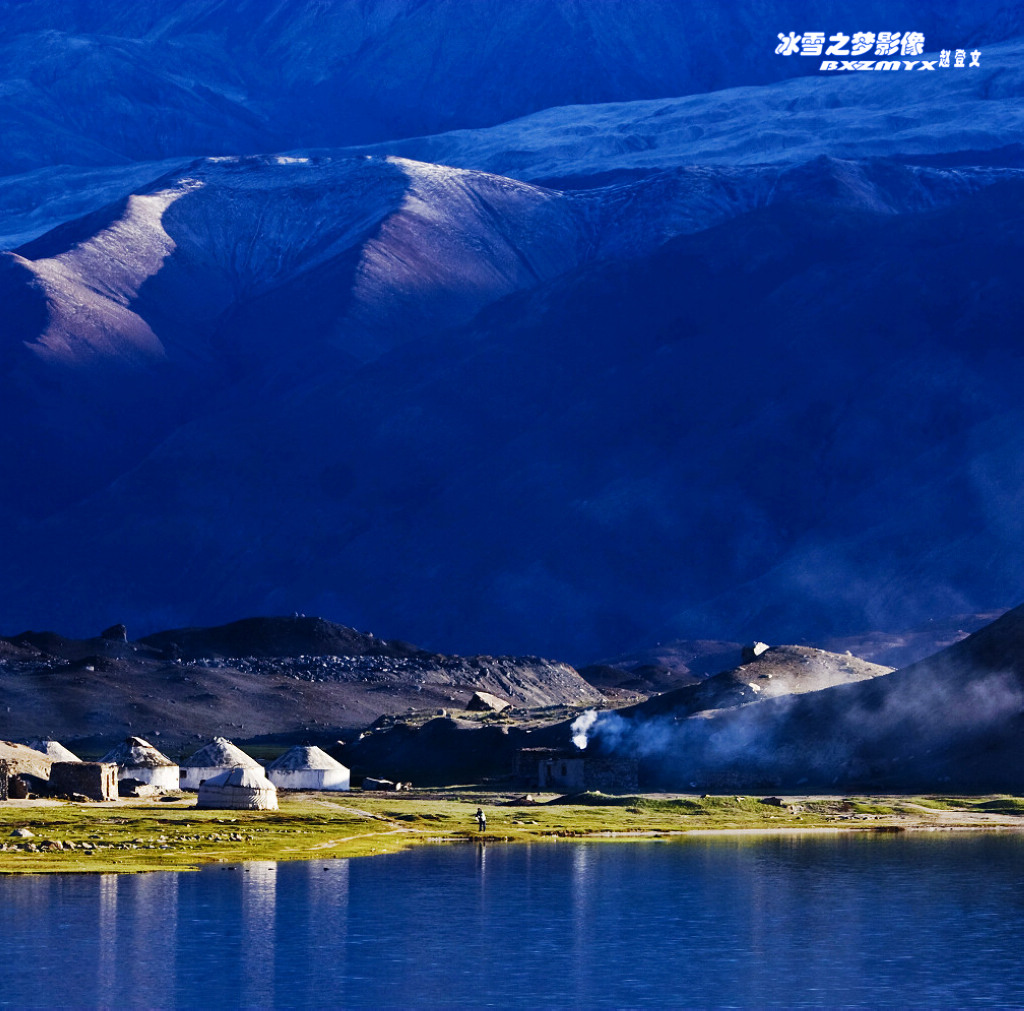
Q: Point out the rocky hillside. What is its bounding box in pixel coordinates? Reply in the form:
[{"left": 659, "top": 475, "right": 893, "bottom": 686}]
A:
[
  {"left": 0, "top": 616, "right": 601, "bottom": 750},
  {"left": 329, "top": 642, "right": 893, "bottom": 785},
  {"left": 627, "top": 646, "right": 893, "bottom": 719},
  {"left": 578, "top": 604, "right": 1024, "bottom": 792},
  {"left": 346, "top": 608, "right": 1024, "bottom": 791}
]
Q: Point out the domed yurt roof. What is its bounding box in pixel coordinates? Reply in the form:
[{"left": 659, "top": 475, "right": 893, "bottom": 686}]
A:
[
  {"left": 101, "top": 736, "right": 176, "bottom": 768},
  {"left": 268, "top": 745, "right": 347, "bottom": 772},
  {"left": 182, "top": 737, "right": 261, "bottom": 769},
  {"left": 26, "top": 739, "right": 81, "bottom": 762}
]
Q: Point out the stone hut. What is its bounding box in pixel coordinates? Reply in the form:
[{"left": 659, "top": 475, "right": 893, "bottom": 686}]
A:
[
  {"left": 196, "top": 767, "right": 278, "bottom": 810},
  {"left": 49, "top": 762, "right": 119, "bottom": 801},
  {"left": 267, "top": 745, "right": 350, "bottom": 791},
  {"left": 26, "top": 740, "right": 82, "bottom": 763},
  {"left": 180, "top": 737, "right": 262, "bottom": 790},
  {"left": 518, "top": 748, "right": 639, "bottom": 794},
  {"left": 0, "top": 760, "right": 7, "bottom": 801},
  {"left": 101, "top": 736, "right": 180, "bottom": 792}
]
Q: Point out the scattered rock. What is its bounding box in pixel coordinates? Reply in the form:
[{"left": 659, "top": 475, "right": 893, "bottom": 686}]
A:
[
  {"left": 742, "top": 642, "right": 770, "bottom": 662},
  {"left": 362, "top": 777, "right": 397, "bottom": 791},
  {"left": 466, "top": 691, "right": 511, "bottom": 713}
]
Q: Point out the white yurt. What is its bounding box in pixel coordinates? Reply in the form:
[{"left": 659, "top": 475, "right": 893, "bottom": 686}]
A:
[
  {"left": 196, "top": 767, "right": 278, "bottom": 810},
  {"left": 26, "top": 739, "right": 82, "bottom": 762},
  {"left": 100, "top": 736, "right": 180, "bottom": 791},
  {"left": 179, "top": 737, "right": 262, "bottom": 790},
  {"left": 267, "top": 745, "right": 350, "bottom": 792}
]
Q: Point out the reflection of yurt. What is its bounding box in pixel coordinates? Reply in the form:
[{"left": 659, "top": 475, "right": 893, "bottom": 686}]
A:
[
  {"left": 100, "top": 736, "right": 179, "bottom": 791},
  {"left": 196, "top": 767, "right": 278, "bottom": 810},
  {"left": 26, "top": 739, "right": 82, "bottom": 762},
  {"left": 180, "top": 737, "right": 262, "bottom": 790},
  {"left": 267, "top": 745, "right": 350, "bottom": 791}
]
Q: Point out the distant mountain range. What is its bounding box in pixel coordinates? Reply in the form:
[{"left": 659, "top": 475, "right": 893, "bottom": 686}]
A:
[
  {"left": 0, "top": 0, "right": 1013, "bottom": 172},
  {"left": 1, "top": 2, "right": 1023, "bottom": 662}
]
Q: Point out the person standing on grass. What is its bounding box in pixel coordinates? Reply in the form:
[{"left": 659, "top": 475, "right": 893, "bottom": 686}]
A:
[{"left": 476, "top": 807, "right": 486, "bottom": 832}]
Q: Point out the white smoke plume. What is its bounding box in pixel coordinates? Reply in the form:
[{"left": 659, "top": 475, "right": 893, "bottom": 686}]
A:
[{"left": 571, "top": 709, "right": 599, "bottom": 750}]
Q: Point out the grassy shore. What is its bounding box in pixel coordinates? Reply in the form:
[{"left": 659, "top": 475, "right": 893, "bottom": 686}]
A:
[{"left": 1, "top": 790, "right": 1022, "bottom": 874}]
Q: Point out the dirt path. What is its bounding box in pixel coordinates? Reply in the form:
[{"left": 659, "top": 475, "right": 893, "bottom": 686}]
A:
[{"left": 310, "top": 827, "right": 415, "bottom": 850}]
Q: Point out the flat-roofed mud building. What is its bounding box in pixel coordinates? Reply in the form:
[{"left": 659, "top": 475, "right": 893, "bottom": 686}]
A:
[
  {"left": 517, "top": 748, "right": 638, "bottom": 794},
  {"left": 49, "top": 762, "right": 119, "bottom": 801}
]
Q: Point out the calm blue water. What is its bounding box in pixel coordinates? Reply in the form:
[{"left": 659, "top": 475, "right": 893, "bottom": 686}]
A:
[{"left": 2, "top": 834, "right": 1024, "bottom": 1009}]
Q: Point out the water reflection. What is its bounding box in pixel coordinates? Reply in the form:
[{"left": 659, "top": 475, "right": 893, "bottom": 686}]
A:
[
  {"left": 240, "top": 862, "right": 276, "bottom": 1005},
  {"left": 97, "top": 874, "right": 118, "bottom": 1003},
  {"left": 93, "top": 872, "right": 178, "bottom": 1007},
  {"left": 0, "top": 837, "right": 1022, "bottom": 1008}
]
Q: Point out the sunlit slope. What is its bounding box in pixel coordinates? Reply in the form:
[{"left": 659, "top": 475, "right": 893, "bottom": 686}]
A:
[{"left": 0, "top": 154, "right": 599, "bottom": 515}]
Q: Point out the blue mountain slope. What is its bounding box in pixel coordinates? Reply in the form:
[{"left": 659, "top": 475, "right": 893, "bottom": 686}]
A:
[
  {"left": 2, "top": 3, "right": 1023, "bottom": 660},
  {"left": 4, "top": 35, "right": 1023, "bottom": 252},
  {"left": 1, "top": 158, "right": 1022, "bottom": 657},
  {"left": 0, "top": 0, "right": 1016, "bottom": 173},
  {"left": 349, "top": 38, "right": 1024, "bottom": 182}
]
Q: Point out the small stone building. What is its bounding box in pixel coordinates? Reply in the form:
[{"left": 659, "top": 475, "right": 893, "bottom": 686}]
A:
[
  {"left": 49, "top": 762, "right": 119, "bottom": 801},
  {"left": 180, "top": 737, "right": 263, "bottom": 790},
  {"left": 197, "top": 767, "right": 278, "bottom": 810},
  {"left": 101, "top": 736, "right": 180, "bottom": 792},
  {"left": 0, "top": 760, "right": 7, "bottom": 801},
  {"left": 519, "top": 748, "right": 639, "bottom": 794},
  {"left": 267, "top": 745, "right": 350, "bottom": 792}
]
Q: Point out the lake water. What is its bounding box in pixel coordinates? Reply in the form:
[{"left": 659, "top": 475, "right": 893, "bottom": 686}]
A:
[{"left": 2, "top": 834, "right": 1024, "bottom": 1009}]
